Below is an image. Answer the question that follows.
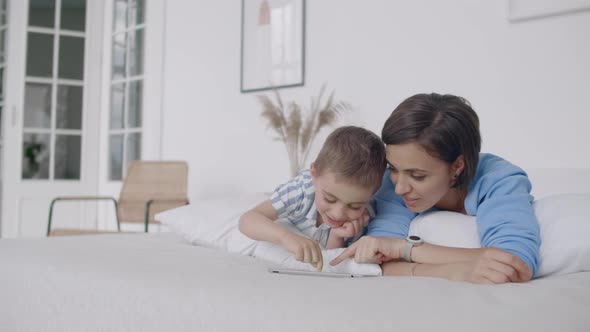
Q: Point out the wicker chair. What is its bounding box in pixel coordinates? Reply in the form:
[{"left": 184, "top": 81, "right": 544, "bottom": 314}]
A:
[{"left": 47, "top": 161, "right": 189, "bottom": 236}]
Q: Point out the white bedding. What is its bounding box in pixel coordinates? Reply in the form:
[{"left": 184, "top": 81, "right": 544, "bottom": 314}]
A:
[{"left": 1, "top": 233, "right": 589, "bottom": 332}]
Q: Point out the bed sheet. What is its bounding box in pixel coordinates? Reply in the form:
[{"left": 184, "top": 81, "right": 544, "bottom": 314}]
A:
[{"left": 1, "top": 233, "right": 589, "bottom": 332}]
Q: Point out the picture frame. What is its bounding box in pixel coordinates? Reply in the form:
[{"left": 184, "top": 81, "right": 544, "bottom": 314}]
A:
[
  {"left": 240, "top": 0, "right": 305, "bottom": 93},
  {"left": 507, "top": 0, "right": 590, "bottom": 22}
]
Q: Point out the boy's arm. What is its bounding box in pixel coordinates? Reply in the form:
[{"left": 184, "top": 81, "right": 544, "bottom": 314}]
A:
[
  {"left": 325, "top": 232, "right": 345, "bottom": 249},
  {"left": 325, "top": 212, "right": 370, "bottom": 249},
  {"left": 239, "top": 199, "right": 324, "bottom": 270},
  {"left": 239, "top": 199, "right": 288, "bottom": 244}
]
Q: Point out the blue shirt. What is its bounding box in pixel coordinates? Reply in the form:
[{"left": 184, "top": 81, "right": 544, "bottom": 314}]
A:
[{"left": 367, "top": 153, "right": 541, "bottom": 276}]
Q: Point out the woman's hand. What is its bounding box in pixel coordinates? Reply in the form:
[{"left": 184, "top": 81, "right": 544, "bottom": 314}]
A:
[
  {"left": 280, "top": 232, "right": 323, "bottom": 271},
  {"left": 448, "top": 248, "right": 532, "bottom": 284},
  {"left": 329, "top": 236, "right": 403, "bottom": 266}
]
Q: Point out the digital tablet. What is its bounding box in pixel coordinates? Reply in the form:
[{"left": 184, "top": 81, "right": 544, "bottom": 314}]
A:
[{"left": 267, "top": 267, "right": 377, "bottom": 278}]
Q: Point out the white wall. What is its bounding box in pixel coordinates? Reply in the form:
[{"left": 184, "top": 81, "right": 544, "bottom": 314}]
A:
[{"left": 161, "top": 0, "right": 590, "bottom": 201}]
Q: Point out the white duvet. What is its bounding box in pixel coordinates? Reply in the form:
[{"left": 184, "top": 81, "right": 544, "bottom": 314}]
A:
[{"left": 1, "top": 233, "right": 590, "bottom": 332}]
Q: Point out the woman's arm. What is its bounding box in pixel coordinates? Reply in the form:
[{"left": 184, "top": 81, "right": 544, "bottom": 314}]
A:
[
  {"left": 330, "top": 236, "right": 532, "bottom": 283},
  {"left": 382, "top": 250, "right": 531, "bottom": 284},
  {"left": 467, "top": 155, "right": 541, "bottom": 277},
  {"left": 334, "top": 234, "right": 487, "bottom": 264},
  {"left": 474, "top": 175, "right": 540, "bottom": 277}
]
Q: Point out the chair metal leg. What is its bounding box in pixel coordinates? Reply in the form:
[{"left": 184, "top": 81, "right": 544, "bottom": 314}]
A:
[
  {"left": 47, "top": 198, "right": 59, "bottom": 237},
  {"left": 144, "top": 199, "right": 190, "bottom": 233},
  {"left": 145, "top": 200, "right": 154, "bottom": 233},
  {"left": 47, "top": 197, "right": 120, "bottom": 236}
]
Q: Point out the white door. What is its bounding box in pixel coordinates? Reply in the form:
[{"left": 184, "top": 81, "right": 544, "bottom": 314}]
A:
[
  {"left": 1, "top": 0, "right": 103, "bottom": 238},
  {"left": 96, "top": 0, "right": 165, "bottom": 232}
]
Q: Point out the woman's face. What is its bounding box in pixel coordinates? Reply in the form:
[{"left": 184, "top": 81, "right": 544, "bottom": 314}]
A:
[{"left": 386, "top": 142, "right": 461, "bottom": 213}]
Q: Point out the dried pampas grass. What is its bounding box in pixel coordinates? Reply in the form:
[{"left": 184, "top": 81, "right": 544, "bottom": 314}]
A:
[{"left": 259, "top": 85, "right": 351, "bottom": 177}]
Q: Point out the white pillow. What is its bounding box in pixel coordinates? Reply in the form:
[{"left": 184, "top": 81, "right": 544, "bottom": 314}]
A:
[
  {"left": 409, "top": 193, "right": 590, "bottom": 277},
  {"left": 155, "top": 194, "right": 266, "bottom": 255},
  {"left": 156, "top": 194, "right": 382, "bottom": 275}
]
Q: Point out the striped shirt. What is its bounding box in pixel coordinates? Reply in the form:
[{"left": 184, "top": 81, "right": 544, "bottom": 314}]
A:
[
  {"left": 270, "top": 170, "right": 331, "bottom": 247},
  {"left": 270, "top": 169, "right": 373, "bottom": 248}
]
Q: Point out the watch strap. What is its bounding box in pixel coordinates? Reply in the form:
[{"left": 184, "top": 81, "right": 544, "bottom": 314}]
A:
[{"left": 402, "top": 240, "right": 414, "bottom": 262}]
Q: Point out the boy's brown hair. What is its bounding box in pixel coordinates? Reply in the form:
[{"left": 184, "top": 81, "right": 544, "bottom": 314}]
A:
[{"left": 314, "top": 126, "right": 386, "bottom": 191}]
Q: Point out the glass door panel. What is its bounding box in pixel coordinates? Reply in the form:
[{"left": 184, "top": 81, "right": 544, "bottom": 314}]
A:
[
  {"left": 28, "top": 0, "right": 56, "bottom": 28},
  {"left": 54, "top": 134, "right": 81, "bottom": 179},
  {"left": 127, "top": 80, "right": 141, "bottom": 127},
  {"left": 23, "top": 83, "right": 52, "bottom": 128},
  {"left": 56, "top": 84, "right": 82, "bottom": 129},
  {"left": 110, "top": 83, "right": 125, "bottom": 129},
  {"left": 22, "top": 133, "right": 51, "bottom": 179},
  {"left": 22, "top": 0, "right": 86, "bottom": 181},
  {"left": 108, "top": 0, "right": 145, "bottom": 180},
  {"left": 26, "top": 32, "right": 53, "bottom": 77},
  {"left": 109, "top": 134, "right": 123, "bottom": 180},
  {"left": 60, "top": 0, "right": 86, "bottom": 31},
  {"left": 58, "top": 35, "right": 84, "bottom": 80}
]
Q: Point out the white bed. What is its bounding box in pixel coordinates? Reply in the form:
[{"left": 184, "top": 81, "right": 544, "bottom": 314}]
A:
[
  {"left": 1, "top": 167, "right": 590, "bottom": 331},
  {"left": 0, "top": 232, "right": 589, "bottom": 332}
]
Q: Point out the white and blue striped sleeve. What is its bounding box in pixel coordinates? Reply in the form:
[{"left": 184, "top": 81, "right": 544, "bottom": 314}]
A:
[{"left": 270, "top": 172, "right": 314, "bottom": 221}]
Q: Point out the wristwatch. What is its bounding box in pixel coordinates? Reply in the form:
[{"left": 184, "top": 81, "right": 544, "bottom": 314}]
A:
[{"left": 401, "top": 235, "right": 424, "bottom": 263}]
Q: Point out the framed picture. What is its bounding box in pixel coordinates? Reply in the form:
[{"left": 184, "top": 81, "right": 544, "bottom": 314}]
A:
[
  {"left": 240, "top": 0, "right": 305, "bottom": 93},
  {"left": 507, "top": 0, "right": 590, "bottom": 22}
]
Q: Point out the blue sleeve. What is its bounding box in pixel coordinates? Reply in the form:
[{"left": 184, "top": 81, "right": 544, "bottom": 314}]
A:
[
  {"left": 475, "top": 173, "right": 541, "bottom": 277},
  {"left": 366, "top": 171, "right": 417, "bottom": 238}
]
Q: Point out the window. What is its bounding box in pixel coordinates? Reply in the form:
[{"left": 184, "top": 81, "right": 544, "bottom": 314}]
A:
[
  {"left": 22, "top": 0, "right": 86, "bottom": 180},
  {"left": 109, "top": 0, "right": 144, "bottom": 181}
]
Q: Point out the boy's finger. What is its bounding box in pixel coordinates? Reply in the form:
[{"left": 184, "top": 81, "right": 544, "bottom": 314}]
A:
[
  {"left": 354, "top": 220, "right": 363, "bottom": 233},
  {"left": 307, "top": 247, "right": 315, "bottom": 265},
  {"left": 311, "top": 247, "right": 320, "bottom": 264},
  {"left": 315, "top": 253, "right": 323, "bottom": 272},
  {"left": 294, "top": 248, "right": 304, "bottom": 262},
  {"left": 313, "top": 242, "right": 324, "bottom": 271}
]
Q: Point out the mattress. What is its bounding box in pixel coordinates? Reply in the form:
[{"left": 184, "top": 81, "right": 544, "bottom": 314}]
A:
[{"left": 1, "top": 232, "right": 589, "bottom": 332}]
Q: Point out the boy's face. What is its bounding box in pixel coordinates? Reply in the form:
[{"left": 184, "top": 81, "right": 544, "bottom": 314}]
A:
[{"left": 310, "top": 166, "right": 375, "bottom": 228}]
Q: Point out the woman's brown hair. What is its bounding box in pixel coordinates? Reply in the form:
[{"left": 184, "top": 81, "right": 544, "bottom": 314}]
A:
[{"left": 381, "top": 93, "right": 481, "bottom": 189}]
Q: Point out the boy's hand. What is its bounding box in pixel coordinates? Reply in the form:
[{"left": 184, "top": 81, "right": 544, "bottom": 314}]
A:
[
  {"left": 280, "top": 232, "right": 323, "bottom": 271},
  {"left": 329, "top": 212, "right": 370, "bottom": 240}
]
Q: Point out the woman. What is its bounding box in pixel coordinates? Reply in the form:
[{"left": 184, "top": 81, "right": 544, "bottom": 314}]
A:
[{"left": 330, "top": 93, "right": 540, "bottom": 284}]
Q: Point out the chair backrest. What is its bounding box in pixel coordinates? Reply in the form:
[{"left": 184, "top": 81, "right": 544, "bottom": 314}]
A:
[
  {"left": 117, "top": 160, "right": 189, "bottom": 226},
  {"left": 119, "top": 160, "right": 188, "bottom": 202}
]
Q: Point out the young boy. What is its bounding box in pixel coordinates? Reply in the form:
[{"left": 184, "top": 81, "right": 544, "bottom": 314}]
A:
[{"left": 239, "top": 126, "right": 386, "bottom": 271}]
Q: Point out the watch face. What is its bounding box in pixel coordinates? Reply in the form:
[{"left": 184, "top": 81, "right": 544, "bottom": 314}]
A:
[{"left": 409, "top": 235, "right": 421, "bottom": 241}]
